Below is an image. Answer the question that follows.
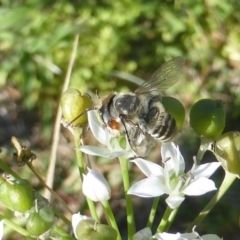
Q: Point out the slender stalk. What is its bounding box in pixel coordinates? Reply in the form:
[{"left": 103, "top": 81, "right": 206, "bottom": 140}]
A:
[
  {"left": 0, "top": 214, "right": 34, "bottom": 239},
  {"left": 147, "top": 197, "right": 160, "bottom": 228},
  {"left": 73, "top": 132, "right": 99, "bottom": 221},
  {"left": 0, "top": 160, "right": 19, "bottom": 179},
  {"left": 186, "top": 171, "right": 236, "bottom": 232},
  {"left": 156, "top": 206, "right": 179, "bottom": 233},
  {"left": 196, "top": 137, "right": 213, "bottom": 164},
  {"left": 119, "top": 156, "right": 135, "bottom": 239},
  {"left": 45, "top": 34, "right": 80, "bottom": 200},
  {"left": 102, "top": 200, "right": 122, "bottom": 240},
  {"left": 27, "top": 162, "right": 74, "bottom": 215}
]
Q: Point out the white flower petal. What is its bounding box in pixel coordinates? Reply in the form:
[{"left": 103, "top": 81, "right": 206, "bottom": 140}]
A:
[
  {"left": 162, "top": 142, "right": 185, "bottom": 174},
  {"left": 153, "top": 232, "right": 182, "bottom": 240},
  {"left": 128, "top": 177, "right": 167, "bottom": 197},
  {"left": 88, "top": 110, "right": 108, "bottom": 145},
  {"left": 132, "top": 227, "right": 152, "bottom": 240},
  {"left": 131, "top": 158, "right": 164, "bottom": 177},
  {"left": 72, "top": 213, "right": 92, "bottom": 238},
  {"left": 79, "top": 146, "right": 125, "bottom": 158},
  {"left": 180, "top": 232, "right": 199, "bottom": 239},
  {"left": 183, "top": 177, "right": 216, "bottom": 196},
  {"left": 166, "top": 195, "right": 185, "bottom": 209},
  {"left": 82, "top": 168, "right": 111, "bottom": 201},
  {"left": 201, "top": 234, "right": 223, "bottom": 240},
  {"left": 193, "top": 162, "right": 221, "bottom": 178}
]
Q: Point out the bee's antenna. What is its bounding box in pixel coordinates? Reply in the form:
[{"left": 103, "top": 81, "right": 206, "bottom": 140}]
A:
[{"left": 66, "top": 107, "right": 97, "bottom": 127}]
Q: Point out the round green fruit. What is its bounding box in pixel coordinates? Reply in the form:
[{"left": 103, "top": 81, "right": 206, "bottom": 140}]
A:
[
  {"left": 9, "top": 179, "right": 34, "bottom": 213},
  {"left": 61, "top": 88, "right": 92, "bottom": 125},
  {"left": 26, "top": 207, "right": 55, "bottom": 236},
  {"left": 189, "top": 99, "right": 225, "bottom": 138},
  {"left": 162, "top": 96, "right": 185, "bottom": 131},
  {"left": 76, "top": 220, "right": 117, "bottom": 240},
  {"left": 0, "top": 180, "right": 14, "bottom": 210}
]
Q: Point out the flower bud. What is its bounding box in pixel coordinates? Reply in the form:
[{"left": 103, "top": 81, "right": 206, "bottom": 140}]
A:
[
  {"left": 61, "top": 88, "right": 92, "bottom": 126},
  {"left": 26, "top": 206, "right": 55, "bottom": 236},
  {"left": 75, "top": 219, "right": 117, "bottom": 240},
  {"left": 214, "top": 131, "right": 240, "bottom": 175},
  {"left": 162, "top": 96, "right": 185, "bottom": 132},
  {"left": 189, "top": 99, "right": 225, "bottom": 138},
  {"left": 82, "top": 168, "right": 111, "bottom": 202}
]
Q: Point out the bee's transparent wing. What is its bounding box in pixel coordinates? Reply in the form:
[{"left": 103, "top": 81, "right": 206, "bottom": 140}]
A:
[
  {"left": 135, "top": 56, "right": 186, "bottom": 95},
  {"left": 126, "top": 125, "right": 156, "bottom": 157}
]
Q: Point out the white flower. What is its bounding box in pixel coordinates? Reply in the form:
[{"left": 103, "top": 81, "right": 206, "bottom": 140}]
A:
[
  {"left": 82, "top": 168, "right": 111, "bottom": 202},
  {"left": 153, "top": 227, "right": 223, "bottom": 240},
  {"left": 128, "top": 142, "right": 221, "bottom": 209},
  {"left": 79, "top": 110, "right": 134, "bottom": 158},
  {"left": 71, "top": 213, "right": 92, "bottom": 239},
  {"left": 0, "top": 220, "right": 3, "bottom": 240},
  {"left": 133, "top": 227, "right": 152, "bottom": 240}
]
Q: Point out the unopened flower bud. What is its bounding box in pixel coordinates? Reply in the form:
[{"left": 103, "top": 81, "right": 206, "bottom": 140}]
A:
[
  {"left": 190, "top": 99, "right": 225, "bottom": 138},
  {"left": 214, "top": 131, "right": 240, "bottom": 175},
  {"left": 82, "top": 168, "right": 111, "bottom": 202},
  {"left": 61, "top": 88, "right": 92, "bottom": 126}
]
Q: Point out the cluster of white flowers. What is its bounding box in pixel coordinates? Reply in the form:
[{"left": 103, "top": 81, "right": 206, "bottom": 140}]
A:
[{"left": 75, "top": 110, "right": 223, "bottom": 239}]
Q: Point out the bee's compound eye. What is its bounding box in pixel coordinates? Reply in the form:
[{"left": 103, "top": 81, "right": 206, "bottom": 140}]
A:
[{"left": 114, "top": 94, "right": 138, "bottom": 114}]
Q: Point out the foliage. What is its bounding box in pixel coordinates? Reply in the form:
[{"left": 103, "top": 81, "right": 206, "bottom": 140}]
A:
[{"left": 0, "top": 0, "right": 240, "bottom": 238}]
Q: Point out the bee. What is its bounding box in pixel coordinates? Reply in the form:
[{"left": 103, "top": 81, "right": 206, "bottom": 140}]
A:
[{"left": 99, "top": 56, "right": 186, "bottom": 157}]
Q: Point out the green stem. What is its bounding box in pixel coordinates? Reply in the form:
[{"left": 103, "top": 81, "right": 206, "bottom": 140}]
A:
[
  {"left": 0, "top": 160, "right": 19, "bottom": 179},
  {"left": 156, "top": 206, "right": 179, "bottom": 233},
  {"left": 186, "top": 171, "right": 236, "bottom": 232},
  {"left": 73, "top": 129, "right": 99, "bottom": 221},
  {"left": 102, "top": 200, "right": 122, "bottom": 240},
  {"left": 0, "top": 214, "right": 34, "bottom": 239},
  {"left": 196, "top": 137, "right": 213, "bottom": 164},
  {"left": 119, "top": 157, "right": 135, "bottom": 239},
  {"left": 51, "top": 226, "right": 75, "bottom": 239},
  {"left": 147, "top": 197, "right": 160, "bottom": 228}
]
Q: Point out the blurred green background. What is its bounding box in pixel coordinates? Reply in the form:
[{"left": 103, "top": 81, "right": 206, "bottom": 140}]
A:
[{"left": 0, "top": 0, "right": 240, "bottom": 239}]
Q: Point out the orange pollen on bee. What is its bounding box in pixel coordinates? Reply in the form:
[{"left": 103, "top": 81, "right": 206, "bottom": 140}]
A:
[{"left": 108, "top": 119, "right": 121, "bottom": 130}]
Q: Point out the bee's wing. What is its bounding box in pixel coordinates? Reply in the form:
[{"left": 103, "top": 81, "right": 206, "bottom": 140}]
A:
[
  {"left": 135, "top": 56, "right": 186, "bottom": 95},
  {"left": 126, "top": 125, "right": 156, "bottom": 157}
]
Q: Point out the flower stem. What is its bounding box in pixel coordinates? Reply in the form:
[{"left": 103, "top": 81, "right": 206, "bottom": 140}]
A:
[
  {"left": 119, "top": 156, "right": 135, "bottom": 239},
  {"left": 0, "top": 214, "right": 34, "bottom": 239},
  {"left": 186, "top": 171, "right": 236, "bottom": 232},
  {"left": 102, "top": 200, "right": 122, "bottom": 240},
  {"left": 73, "top": 130, "right": 99, "bottom": 221},
  {"left": 156, "top": 206, "right": 179, "bottom": 233},
  {"left": 147, "top": 197, "right": 160, "bottom": 228},
  {"left": 196, "top": 137, "right": 213, "bottom": 164}
]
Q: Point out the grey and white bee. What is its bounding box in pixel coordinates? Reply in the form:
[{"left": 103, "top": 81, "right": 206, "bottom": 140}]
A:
[{"left": 99, "top": 57, "right": 186, "bottom": 157}]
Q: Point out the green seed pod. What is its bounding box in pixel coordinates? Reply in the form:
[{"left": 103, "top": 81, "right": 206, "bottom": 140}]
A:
[
  {"left": 76, "top": 219, "right": 117, "bottom": 240},
  {"left": 189, "top": 99, "right": 225, "bottom": 138},
  {"left": 26, "top": 207, "right": 55, "bottom": 236},
  {"left": 9, "top": 179, "right": 34, "bottom": 213},
  {"left": 215, "top": 131, "right": 240, "bottom": 175},
  {"left": 0, "top": 180, "right": 14, "bottom": 210},
  {"left": 0, "top": 178, "right": 34, "bottom": 213},
  {"left": 61, "top": 88, "right": 92, "bottom": 125},
  {"left": 162, "top": 96, "right": 185, "bottom": 132}
]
